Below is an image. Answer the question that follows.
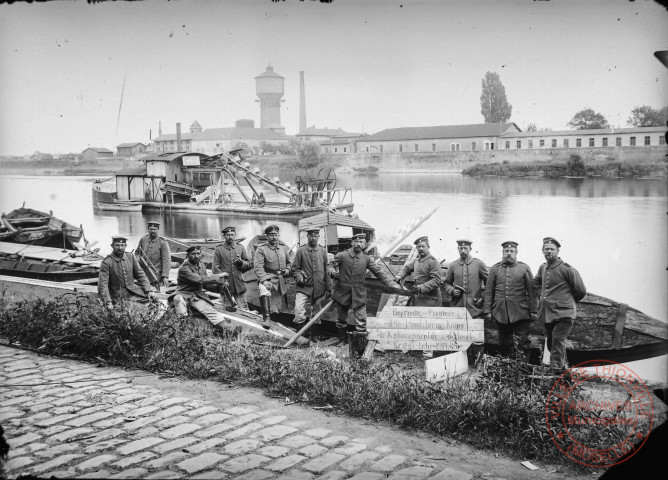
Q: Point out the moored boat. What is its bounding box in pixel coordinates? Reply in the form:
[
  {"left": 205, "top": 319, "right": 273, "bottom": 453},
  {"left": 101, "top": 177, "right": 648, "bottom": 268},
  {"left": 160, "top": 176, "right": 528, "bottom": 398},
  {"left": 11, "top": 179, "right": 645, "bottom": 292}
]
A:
[
  {"left": 96, "top": 202, "right": 143, "bottom": 212},
  {"left": 1, "top": 206, "right": 83, "bottom": 249}
]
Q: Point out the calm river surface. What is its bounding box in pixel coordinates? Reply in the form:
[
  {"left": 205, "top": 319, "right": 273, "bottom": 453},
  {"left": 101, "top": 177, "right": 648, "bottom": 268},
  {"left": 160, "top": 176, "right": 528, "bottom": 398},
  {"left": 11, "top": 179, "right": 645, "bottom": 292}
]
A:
[{"left": 1, "top": 173, "right": 666, "bottom": 382}]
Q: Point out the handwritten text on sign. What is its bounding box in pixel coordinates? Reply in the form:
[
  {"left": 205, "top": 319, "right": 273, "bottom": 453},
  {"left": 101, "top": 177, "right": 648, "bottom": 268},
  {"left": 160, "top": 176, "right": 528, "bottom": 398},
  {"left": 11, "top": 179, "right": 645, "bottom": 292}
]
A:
[{"left": 368, "top": 306, "right": 483, "bottom": 352}]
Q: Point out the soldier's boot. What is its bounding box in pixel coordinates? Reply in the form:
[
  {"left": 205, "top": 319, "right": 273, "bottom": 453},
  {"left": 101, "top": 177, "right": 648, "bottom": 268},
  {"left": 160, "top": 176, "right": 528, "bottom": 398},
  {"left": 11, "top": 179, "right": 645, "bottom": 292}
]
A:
[
  {"left": 336, "top": 326, "right": 348, "bottom": 346},
  {"left": 259, "top": 296, "right": 271, "bottom": 328},
  {"left": 348, "top": 331, "right": 367, "bottom": 358}
]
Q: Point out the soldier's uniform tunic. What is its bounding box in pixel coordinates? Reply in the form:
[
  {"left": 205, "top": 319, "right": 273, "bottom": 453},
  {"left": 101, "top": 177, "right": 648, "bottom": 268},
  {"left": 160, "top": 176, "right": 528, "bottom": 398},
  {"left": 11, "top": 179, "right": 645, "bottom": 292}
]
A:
[
  {"left": 396, "top": 254, "right": 443, "bottom": 307},
  {"left": 443, "top": 257, "right": 489, "bottom": 316},
  {"left": 327, "top": 248, "right": 396, "bottom": 332},
  {"left": 484, "top": 259, "right": 537, "bottom": 357},
  {"left": 173, "top": 259, "right": 222, "bottom": 326},
  {"left": 533, "top": 258, "right": 586, "bottom": 369},
  {"left": 135, "top": 234, "right": 171, "bottom": 289},
  {"left": 212, "top": 242, "right": 251, "bottom": 308},
  {"left": 98, "top": 253, "right": 155, "bottom": 306},
  {"left": 291, "top": 244, "right": 333, "bottom": 323},
  {"left": 254, "top": 242, "right": 293, "bottom": 314}
]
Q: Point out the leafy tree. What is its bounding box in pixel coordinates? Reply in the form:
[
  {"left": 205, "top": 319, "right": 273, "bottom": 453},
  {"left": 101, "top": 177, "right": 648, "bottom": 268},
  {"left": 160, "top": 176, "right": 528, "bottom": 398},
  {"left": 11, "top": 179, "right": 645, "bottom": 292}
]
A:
[
  {"left": 659, "top": 107, "right": 668, "bottom": 124},
  {"left": 526, "top": 123, "right": 537, "bottom": 132},
  {"left": 480, "top": 72, "right": 512, "bottom": 123},
  {"left": 627, "top": 105, "right": 664, "bottom": 127},
  {"left": 297, "top": 141, "right": 321, "bottom": 169},
  {"left": 567, "top": 108, "right": 609, "bottom": 130}
]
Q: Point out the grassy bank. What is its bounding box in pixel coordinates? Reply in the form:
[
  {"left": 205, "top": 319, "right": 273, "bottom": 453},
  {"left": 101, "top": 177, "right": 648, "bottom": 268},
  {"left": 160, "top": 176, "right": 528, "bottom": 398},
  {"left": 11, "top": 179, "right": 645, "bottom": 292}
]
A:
[
  {"left": 0, "top": 296, "right": 652, "bottom": 473},
  {"left": 462, "top": 154, "right": 667, "bottom": 178}
]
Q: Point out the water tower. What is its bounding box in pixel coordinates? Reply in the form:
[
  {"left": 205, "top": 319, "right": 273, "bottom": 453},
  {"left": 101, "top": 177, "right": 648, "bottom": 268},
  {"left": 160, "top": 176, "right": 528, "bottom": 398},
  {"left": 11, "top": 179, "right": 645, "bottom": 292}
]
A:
[{"left": 255, "top": 65, "right": 285, "bottom": 130}]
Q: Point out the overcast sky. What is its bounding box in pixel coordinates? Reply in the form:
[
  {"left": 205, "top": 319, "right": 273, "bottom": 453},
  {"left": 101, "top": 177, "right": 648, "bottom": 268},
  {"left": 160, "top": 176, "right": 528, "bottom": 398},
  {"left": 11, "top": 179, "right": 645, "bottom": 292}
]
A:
[{"left": 0, "top": 0, "right": 666, "bottom": 156}]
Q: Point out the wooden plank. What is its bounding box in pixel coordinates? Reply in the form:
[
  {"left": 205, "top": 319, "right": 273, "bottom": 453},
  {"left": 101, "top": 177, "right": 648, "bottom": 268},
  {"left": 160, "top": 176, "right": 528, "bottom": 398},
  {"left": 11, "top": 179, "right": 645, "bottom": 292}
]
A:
[
  {"left": 0, "top": 275, "right": 97, "bottom": 300},
  {"left": 623, "top": 309, "right": 668, "bottom": 340},
  {"left": 0, "top": 241, "right": 102, "bottom": 267},
  {"left": 372, "top": 339, "right": 472, "bottom": 352},
  {"left": 362, "top": 340, "right": 377, "bottom": 359},
  {"left": 368, "top": 329, "right": 484, "bottom": 343},
  {"left": 368, "top": 317, "right": 484, "bottom": 331},
  {"left": 611, "top": 303, "right": 628, "bottom": 350},
  {"left": 377, "top": 306, "right": 469, "bottom": 319}
]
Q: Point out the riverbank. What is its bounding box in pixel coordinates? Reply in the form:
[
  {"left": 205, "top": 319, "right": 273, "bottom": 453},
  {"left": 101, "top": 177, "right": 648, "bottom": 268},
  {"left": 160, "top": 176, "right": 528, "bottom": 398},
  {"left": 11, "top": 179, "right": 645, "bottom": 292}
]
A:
[
  {"left": 1, "top": 297, "right": 665, "bottom": 475},
  {"left": 462, "top": 154, "right": 667, "bottom": 178}
]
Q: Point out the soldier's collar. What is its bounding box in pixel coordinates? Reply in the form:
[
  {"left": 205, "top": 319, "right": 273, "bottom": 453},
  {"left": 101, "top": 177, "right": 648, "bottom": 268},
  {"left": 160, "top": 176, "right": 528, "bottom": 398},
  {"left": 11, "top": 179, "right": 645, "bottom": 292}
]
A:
[
  {"left": 348, "top": 248, "right": 361, "bottom": 258},
  {"left": 546, "top": 258, "right": 563, "bottom": 268},
  {"left": 457, "top": 255, "right": 473, "bottom": 265}
]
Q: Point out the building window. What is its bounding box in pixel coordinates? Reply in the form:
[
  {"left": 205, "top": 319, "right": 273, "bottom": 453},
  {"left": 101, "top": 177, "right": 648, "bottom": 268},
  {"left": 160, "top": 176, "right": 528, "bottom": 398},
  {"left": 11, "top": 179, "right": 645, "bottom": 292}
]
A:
[
  {"left": 471, "top": 141, "right": 476, "bottom": 151},
  {"left": 334, "top": 148, "right": 338, "bottom": 153},
  {"left": 399, "top": 144, "right": 403, "bottom": 153},
  {"left": 380, "top": 145, "right": 383, "bottom": 153},
  {"left": 505, "top": 141, "right": 510, "bottom": 149},
  {"left": 415, "top": 144, "right": 419, "bottom": 152},
  {"left": 616, "top": 137, "right": 622, "bottom": 146},
  {"left": 490, "top": 143, "right": 495, "bottom": 150},
  {"left": 644, "top": 136, "right": 650, "bottom": 145},
  {"left": 660, "top": 136, "right": 666, "bottom": 145},
  {"left": 451, "top": 143, "right": 456, "bottom": 152},
  {"left": 365, "top": 146, "right": 369, "bottom": 153},
  {"left": 432, "top": 143, "right": 436, "bottom": 152},
  {"left": 630, "top": 137, "right": 636, "bottom": 146},
  {"left": 589, "top": 138, "right": 595, "bottom": 147},
  {"left": 324, "top": 147, "right": 329, "bottom": 153},
  {"left": 563, "top": 139, "right": 569, "bottom": 148},
  {"left": 602, "top": 138, "right": 608, "bottom": 147},
  {"left": 576, "top": 139, "right": 582, "bottom": 147},
  {"left": 551, "top": 139, "right": 557, "bottom": 148},
  {"left": 539, "top": 139, "right": 545, "bottom": 147},
  {"left": 516, "top": 140, "right": 521, "bottom": 149},
  {"left": 528, "top": 140, "right": 533, "bottom": 148},
  {"left": 343, "top": 147, "right": 347, "bottom": 153}
]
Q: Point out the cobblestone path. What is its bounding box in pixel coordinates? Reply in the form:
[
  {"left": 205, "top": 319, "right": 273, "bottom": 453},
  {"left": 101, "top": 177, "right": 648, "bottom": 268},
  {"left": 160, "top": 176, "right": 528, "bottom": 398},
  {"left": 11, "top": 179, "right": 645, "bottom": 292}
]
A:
[{"left": 0, "top": 345, "right": 574, "bottom": 479}]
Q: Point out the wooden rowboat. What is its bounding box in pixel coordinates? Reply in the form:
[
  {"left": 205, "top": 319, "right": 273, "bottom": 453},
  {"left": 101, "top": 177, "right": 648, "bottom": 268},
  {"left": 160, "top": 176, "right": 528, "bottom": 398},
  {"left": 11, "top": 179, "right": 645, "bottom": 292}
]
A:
[
  {"left": 1, "top": 206, "right": 83, "bottom": 249},
  {"left": 96, "top": 202, "right": 143, "bottom": 212}
]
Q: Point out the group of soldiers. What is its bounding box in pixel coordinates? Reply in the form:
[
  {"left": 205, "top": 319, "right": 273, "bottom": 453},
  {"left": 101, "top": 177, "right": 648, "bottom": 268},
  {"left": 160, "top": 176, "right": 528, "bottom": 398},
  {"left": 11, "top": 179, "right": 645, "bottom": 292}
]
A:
[{"left": 97, "top": 220, "right": 586, "bottom": 370}]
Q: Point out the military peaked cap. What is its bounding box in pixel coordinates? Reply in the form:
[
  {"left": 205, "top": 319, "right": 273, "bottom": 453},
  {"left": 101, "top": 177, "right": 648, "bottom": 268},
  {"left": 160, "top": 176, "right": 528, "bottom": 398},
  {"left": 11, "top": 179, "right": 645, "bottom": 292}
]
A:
[
  {"left": 352, "top": 233, "right": 367, "bottom": 240},
  {"left": 456, "top": 239, "right": 473, "bottom": 246},
  {"left": 501, "top": 241, "right": 518, "bottom": 248},
  {"left": 186, "top": 245, "right": 201, "bottom": 254},
  {"left": 264, "top": 225, "right": 280, "bottom": 235},
  {"left": 222, "top": 226, "right": 236, "bottom": 234},
  {"left": 543, "top": 237, "right": 561, "bottom": 248},
  {"left": 147, "top": 221, "right": 160, "bottom": 228},
  {"left": 414, "top": 236, "right": 429, "bottom": 245},
  {"left": 111, "top": 236, "right": 127, "bottom": 244},
  {"left": 306, "top": 229, "right": 320, "bottom": 235}
]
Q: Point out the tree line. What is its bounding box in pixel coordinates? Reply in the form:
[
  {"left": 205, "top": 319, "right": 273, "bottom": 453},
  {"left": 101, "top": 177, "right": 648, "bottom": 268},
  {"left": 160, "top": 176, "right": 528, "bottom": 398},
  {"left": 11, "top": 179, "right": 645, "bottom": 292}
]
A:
[{"left": 480, "top": 71, "right": 667, "bottom": 129}]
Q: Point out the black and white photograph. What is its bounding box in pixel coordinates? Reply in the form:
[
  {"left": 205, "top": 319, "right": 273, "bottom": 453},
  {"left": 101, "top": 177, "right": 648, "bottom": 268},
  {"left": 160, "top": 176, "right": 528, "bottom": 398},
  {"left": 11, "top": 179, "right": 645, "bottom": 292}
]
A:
[{"left": 0, "top": 0, "right": 666, "bottom": 478}]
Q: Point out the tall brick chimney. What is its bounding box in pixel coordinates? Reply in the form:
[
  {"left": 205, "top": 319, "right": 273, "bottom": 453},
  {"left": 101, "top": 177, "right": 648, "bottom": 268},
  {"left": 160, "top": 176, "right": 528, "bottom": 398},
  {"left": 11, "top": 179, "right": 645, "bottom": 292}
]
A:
[
  {"left": 299, "top": 71, "right": 307, "bottom": 134},
  {"left": 176, "top": 123, "right": 182, "bottom": 152}
]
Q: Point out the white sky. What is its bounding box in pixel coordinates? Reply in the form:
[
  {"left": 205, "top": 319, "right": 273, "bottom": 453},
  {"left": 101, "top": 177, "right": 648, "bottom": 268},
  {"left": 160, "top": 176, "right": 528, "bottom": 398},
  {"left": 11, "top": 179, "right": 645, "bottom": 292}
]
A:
[{"left": 0, "top": 0, "right": 666, "bottom": 156}]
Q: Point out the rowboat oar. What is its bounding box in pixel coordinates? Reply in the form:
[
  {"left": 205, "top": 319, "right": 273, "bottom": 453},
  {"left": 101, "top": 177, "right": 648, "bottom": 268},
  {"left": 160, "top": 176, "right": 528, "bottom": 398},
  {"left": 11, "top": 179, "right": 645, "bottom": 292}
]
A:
[{"left": 283, "top": 300, "right": 334, "bottom": 348}]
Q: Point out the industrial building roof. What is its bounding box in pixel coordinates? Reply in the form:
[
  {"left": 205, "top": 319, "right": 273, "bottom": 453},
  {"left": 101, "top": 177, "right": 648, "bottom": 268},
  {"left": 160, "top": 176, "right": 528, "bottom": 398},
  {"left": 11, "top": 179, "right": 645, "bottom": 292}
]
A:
[
  {"left": 502, "top": 126, "right": 666, "bottom": 137},
  {"left": 196, "top": 128, "right": 288, "bottom": 141},
  {"left": 152, "top": 133, "right": 195, "bottom": 142},
  {"left": 83, "top": 147, "right": 113, "bottom": 153},
  {"left": 116, "top": 142, "right": 145, "bottom": 148},
  {"left": 254, "top": 65, "right": 284, "bottom": 79},
  {"left": 362, "top": 123, "right": 520, "bottom": 141},
  {"left": 297, "top": 127, "right": 355, "bottom": 137}
]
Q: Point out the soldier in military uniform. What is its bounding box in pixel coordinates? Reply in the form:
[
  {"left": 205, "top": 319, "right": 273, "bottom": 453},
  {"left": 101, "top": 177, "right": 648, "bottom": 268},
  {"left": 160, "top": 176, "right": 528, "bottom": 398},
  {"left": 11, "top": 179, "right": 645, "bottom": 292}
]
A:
[
  {"left": 328, "top": 233, "right": 400, "bottom": 343},
  {"left": 135, "top": 221, "right": 171, "bottom": 290},
  {"left": 212, "top": 226, "right": 252, "bottom": 309},
  {"left": 173, "top": 246, "right": 227, "bottom": 327},
  {"left": 253, "top": 225, "right": 292, "bottom": 323},
  {"left": 443, "top": 239, "right": 489, "bottom": 317},
  {"left": 98, "top": 236, "right": 157, "bottom": 310},
  {"left": 533, "top": 237, "right": 586, "bottom": 370},
  {"left": 291, "top": 228, "right": 332, "bottom": 324},
  {"left": 394, "top": 236, "right": 442, "bottom": 307},
  {"left": 484, "top": 241, "right": 538, "bottom": 361}
]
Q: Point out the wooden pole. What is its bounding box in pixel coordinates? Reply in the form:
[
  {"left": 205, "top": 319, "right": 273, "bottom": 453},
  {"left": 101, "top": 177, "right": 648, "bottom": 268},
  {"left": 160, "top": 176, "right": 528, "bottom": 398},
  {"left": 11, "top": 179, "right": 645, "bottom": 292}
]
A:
[{"left": 283, "top": 300, "right": 334, "bottom": 348}]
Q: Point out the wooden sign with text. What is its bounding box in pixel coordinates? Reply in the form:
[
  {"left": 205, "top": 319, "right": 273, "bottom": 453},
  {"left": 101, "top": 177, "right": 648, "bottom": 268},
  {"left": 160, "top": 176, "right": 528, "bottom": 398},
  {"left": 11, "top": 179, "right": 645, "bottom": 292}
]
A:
[{"left": 368, "top": 306, "right": 483, "bottom": 352}]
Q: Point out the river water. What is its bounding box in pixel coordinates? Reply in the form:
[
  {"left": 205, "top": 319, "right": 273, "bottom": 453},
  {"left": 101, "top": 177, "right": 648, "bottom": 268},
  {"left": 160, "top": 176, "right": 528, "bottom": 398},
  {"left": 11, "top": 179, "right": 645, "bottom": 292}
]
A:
[{"left": 1, "top": 173, "right": 666, "bottom": 383}]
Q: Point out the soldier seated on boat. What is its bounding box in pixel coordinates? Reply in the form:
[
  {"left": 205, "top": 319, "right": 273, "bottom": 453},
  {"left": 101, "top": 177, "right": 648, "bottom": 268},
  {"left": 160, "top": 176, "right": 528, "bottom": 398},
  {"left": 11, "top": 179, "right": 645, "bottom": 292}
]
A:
[
  {"left": 98, "top": 236, "right": 160, "bottom": 311},
  {"left": 394, "top": 236, "right": 442, "bottom": 307},
  {"left": 135, "top": 221, "right": 171, "bottom": 290},
  {"left": 172, "top": 246, "right": 229, "bottom": 327}
]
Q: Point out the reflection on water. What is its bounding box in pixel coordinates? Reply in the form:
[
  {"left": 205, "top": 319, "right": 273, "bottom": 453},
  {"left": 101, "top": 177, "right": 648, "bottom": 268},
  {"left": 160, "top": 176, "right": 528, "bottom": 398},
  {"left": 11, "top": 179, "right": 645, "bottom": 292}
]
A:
[{"left": 1, "top": 173, "right": 666, "bottom": 382}]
